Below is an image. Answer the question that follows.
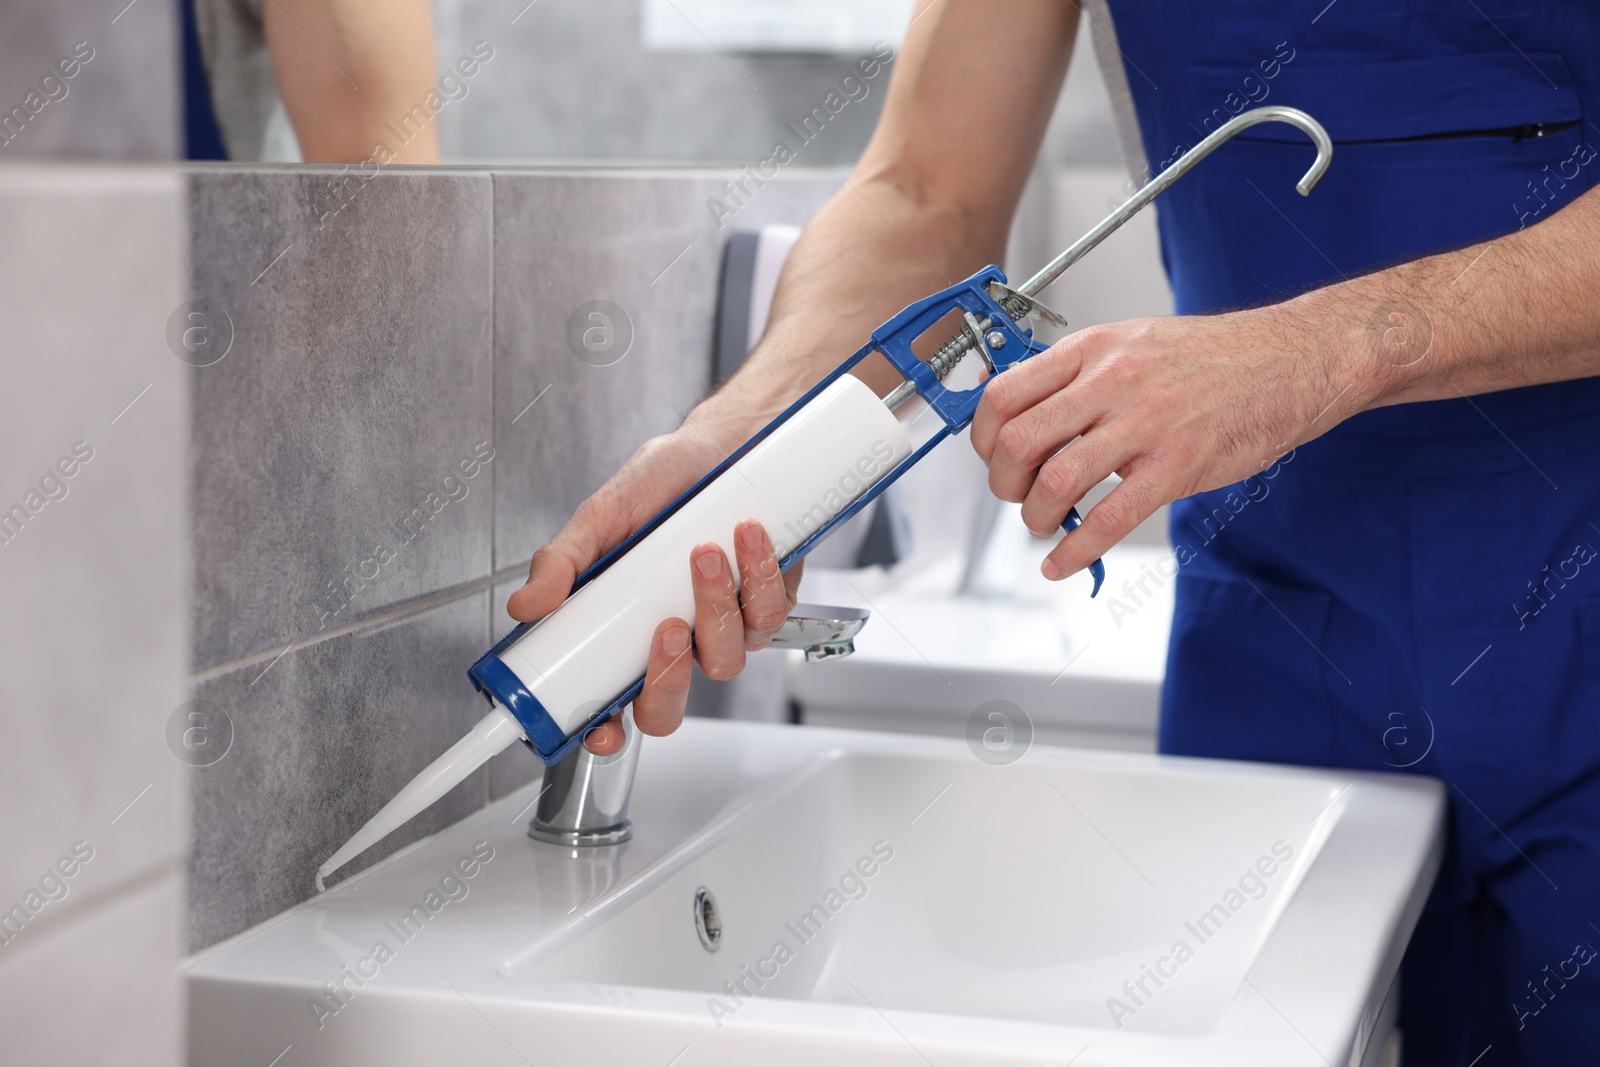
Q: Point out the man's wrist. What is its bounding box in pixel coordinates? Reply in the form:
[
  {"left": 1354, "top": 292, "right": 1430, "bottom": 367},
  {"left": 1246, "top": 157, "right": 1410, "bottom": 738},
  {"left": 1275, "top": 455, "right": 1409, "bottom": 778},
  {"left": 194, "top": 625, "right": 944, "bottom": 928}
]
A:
[
  {"left": 684, "top": 337, "right": 834, "bottom": 452},
  {"left": 683, "top": 379, "right": 793, "bottom": 454},
  {"left": 1283, "top": 275, "right": 1431, "bottom": 420}
]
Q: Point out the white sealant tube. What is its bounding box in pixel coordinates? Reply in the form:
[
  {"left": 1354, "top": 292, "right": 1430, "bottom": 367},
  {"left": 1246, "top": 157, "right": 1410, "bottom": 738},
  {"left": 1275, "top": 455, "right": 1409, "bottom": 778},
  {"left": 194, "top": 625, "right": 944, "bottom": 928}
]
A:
[
  {"left": 500, "top": 374, "right": 914, "bottom": 733},
  {"left": 315, "top": 705, "right": 522, "bottom": 891}
]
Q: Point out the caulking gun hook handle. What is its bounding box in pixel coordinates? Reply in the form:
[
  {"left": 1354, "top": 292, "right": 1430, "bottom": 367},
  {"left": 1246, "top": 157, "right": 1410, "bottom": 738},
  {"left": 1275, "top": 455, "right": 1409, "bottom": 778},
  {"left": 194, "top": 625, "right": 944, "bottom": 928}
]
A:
[{"left": 1017, "top": 106, "right": 1333, "bottom": 299}]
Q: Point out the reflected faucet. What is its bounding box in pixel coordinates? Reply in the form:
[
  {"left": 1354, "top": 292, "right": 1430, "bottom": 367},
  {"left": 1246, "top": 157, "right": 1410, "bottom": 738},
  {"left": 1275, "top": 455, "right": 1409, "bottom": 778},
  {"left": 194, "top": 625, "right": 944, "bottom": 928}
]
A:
[{"left": 528, "top": 604, "right": 869, "bottom": 846}]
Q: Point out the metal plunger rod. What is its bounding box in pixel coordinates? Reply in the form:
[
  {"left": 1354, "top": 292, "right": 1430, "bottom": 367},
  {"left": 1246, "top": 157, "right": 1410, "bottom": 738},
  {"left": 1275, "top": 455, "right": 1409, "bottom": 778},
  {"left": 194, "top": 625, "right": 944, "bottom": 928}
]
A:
[
  {"left": 1016, "top": 105, "right": 1332, "bottom": 298},
  {"left": 881, "top": 105, "right": 1334, "bottom": 413}
]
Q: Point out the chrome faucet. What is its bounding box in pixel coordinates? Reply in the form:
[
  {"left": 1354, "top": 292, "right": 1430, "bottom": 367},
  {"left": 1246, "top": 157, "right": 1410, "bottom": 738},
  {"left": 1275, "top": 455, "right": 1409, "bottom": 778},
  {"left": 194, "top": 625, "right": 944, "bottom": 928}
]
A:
[
  {"left": 528, "top": 603, "right": 869, "bottom": 846},
  {"left": 528, "top": 707, "right": 643, "bottom": 846}
]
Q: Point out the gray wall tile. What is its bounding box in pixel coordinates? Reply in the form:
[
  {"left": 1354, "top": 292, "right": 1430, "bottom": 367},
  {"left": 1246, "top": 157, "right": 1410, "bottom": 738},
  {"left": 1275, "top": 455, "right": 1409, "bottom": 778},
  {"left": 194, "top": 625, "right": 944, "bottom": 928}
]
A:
[
  {"left": 0, "top": 164, "right": 185, "bottom": 1063},
  {"left": 490, "top": 169, "right": 840, "bottom": 568},
  {"left": 187, "top": 591, "right": 492, "bottom": 951},
  {"left": 0, "top": 2, "right": 177, "bottom": 160},
  {"left": 182, "top": 164, "right": 843, "bottom": 952},
  {"left": 187, "top": 167, "right": 494, "bottom": 671}
]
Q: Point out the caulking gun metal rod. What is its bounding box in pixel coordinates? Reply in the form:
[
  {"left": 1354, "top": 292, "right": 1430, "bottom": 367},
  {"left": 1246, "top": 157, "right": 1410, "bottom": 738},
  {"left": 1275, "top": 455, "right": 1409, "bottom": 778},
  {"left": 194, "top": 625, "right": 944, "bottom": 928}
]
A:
[{"left": 1017, "top": 106, "right": 1333, "bottom": 299}]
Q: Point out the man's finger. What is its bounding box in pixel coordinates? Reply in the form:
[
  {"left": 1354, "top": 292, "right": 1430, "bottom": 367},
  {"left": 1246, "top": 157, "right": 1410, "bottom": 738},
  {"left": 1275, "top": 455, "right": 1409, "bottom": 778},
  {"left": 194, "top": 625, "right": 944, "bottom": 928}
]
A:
[
  {"left": 782, "top": 559, "right": 804, "bottom": 611},
  {"left": 1019, "top": 432, "right": 1119, "bottom": 537},
  {"left": 733, "top": 520, "right": 789, "bottom": 650},
  {"left": 985, "top": 389, "right": 1096, "bottom": 505},
  {"left": 631, "top": 618, "right": 695, "bottom": 738},
  {"left": 507, "top": 542, "right": 581, "bottom": 623},
  {"left": 1040, "top": 475, "right": 1159, "bottom": 581},
  {"left": 582, "top": 718, "right": 626, "bottom": 755},
  {"left": 971, "top": 336, "right": 1088, "bottom": 460},
  {"left": 690, "top": 542, "right": 745, "bottom": 681}
]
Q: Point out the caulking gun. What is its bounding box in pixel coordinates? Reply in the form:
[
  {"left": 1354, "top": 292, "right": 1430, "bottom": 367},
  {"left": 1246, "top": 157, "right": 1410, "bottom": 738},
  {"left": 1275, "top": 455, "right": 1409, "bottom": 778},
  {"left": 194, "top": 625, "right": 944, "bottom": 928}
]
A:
[{"left": 316, "top": 105, "right": 1333, "bottom": 890}]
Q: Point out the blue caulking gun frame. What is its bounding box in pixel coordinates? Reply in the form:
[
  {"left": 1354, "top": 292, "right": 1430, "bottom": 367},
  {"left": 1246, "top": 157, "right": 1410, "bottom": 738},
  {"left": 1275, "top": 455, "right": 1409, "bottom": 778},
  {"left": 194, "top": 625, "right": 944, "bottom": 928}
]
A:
[{"left": 471, "top": 106, "right": 1333, "bottom": 765}]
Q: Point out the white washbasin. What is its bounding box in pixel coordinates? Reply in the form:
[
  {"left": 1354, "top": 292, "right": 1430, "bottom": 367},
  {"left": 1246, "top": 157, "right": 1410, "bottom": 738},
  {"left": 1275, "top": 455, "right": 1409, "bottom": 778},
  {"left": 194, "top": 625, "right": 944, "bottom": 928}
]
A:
[
  {"left": 796, "top": 541, "right": 1175, "bottom": 750},
  {"left": 187, "top": 719, "right": 1442, "bottom": 1067}
]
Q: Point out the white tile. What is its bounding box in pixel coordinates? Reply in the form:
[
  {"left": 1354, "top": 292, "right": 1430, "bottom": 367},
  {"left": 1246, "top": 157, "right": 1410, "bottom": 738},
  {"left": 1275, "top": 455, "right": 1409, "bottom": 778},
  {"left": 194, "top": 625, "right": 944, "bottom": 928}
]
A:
[
  {"left": 0, "top": 165, "right": 188, "bottom": 914},
  {"left": 0, "top": 869, "right": 182, "bottom": 1067}
]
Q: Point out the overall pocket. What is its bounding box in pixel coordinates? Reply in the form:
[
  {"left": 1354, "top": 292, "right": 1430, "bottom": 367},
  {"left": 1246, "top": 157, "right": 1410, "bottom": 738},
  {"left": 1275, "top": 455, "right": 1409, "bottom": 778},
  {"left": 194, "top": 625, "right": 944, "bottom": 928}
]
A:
[{"left": 1164, "top": 51, "right": 1590, "bottom": 313}]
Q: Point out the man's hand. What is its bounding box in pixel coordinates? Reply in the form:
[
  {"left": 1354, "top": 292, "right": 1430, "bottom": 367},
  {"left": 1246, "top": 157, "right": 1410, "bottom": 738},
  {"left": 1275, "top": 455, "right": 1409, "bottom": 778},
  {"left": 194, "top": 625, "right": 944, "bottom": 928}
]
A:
[
  {"left": 505, "top": 426, "right": 802, "bottom": 756},
  {"left": 972, "top": 178, "right": 1600, "bottom": 583},
  {"left": 970, "top": 305, "right": 1347, "bottom": 581}
]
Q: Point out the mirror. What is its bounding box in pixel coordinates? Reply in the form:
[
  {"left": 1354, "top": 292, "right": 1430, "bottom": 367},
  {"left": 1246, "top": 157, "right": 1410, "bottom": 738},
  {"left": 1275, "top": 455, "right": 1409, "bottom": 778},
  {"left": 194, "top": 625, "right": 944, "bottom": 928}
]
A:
[{"left": 190, "top": 0, "right": 923, "bottom": 167}]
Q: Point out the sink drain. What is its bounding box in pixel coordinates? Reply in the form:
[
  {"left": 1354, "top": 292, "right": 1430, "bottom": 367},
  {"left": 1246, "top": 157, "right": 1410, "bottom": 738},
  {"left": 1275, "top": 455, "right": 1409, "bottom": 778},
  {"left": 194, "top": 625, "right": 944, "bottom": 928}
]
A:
[{"left": 693, "top": 887, "right": 721, "bottom": 953}]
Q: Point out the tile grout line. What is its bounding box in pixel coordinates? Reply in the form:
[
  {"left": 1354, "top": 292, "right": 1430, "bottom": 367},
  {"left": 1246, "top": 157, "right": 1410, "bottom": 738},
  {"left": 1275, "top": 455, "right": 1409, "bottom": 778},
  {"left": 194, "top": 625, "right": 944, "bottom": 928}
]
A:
[
  {"left": 485, "top": 172, "right": 500, "bottom": 808},
  {"left": 189, "top": 561, "right": 531, "bottom": 688},
  {"left": 489, "top": 172, "right": 498, "bottom": 597}
]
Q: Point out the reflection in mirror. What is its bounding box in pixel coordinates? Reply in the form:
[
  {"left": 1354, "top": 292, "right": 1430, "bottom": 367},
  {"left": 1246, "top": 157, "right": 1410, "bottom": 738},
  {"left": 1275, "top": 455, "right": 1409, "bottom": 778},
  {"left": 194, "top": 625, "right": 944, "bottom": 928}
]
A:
[
  {"left": 190, "top": 0, "right": 913, "bottom": 167},
  {"left": 194, "top": 0, "right": 442, "bottom": 163}
]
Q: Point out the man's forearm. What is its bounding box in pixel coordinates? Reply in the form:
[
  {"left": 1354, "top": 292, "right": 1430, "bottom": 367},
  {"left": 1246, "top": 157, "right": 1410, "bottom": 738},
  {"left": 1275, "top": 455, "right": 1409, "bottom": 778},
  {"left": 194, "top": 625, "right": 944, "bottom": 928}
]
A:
[
  {"left": 687, "top": 0, "right": 1078, "bottom": 450},
  {"left": 1295, "top": 185, "right": 1600, "bottom": 422}
]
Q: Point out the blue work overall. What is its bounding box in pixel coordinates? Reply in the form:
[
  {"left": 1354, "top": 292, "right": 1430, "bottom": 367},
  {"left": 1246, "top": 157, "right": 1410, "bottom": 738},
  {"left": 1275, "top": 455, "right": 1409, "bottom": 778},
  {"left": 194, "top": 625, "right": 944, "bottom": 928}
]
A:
[{"left": 1098, "top": 2, "right": 1600, "bottom": 1062}]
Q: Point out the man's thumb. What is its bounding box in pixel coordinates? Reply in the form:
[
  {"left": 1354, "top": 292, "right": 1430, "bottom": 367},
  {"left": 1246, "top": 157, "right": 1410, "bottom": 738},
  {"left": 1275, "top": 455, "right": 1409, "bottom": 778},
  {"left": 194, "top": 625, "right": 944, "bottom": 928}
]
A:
[{"left": 506, "top": 547, "right": 577, "bottom": 623}]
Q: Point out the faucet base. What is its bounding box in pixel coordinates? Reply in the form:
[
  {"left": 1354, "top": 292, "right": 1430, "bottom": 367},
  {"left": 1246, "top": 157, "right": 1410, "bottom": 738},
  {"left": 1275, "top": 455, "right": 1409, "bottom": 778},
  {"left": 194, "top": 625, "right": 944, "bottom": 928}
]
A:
[{"left": 527, "top": 819, "right": 633, "bottom": 847}]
